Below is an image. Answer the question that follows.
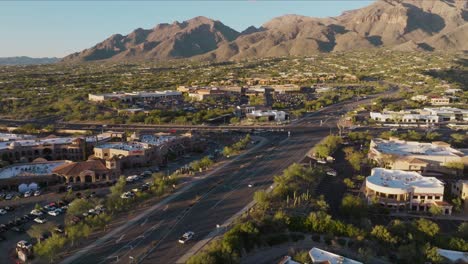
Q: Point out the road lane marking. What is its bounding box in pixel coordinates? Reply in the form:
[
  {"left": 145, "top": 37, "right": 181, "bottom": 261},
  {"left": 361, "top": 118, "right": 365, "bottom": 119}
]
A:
[{"left": 115, "top": 235, "right": 125, "bottom": 244}]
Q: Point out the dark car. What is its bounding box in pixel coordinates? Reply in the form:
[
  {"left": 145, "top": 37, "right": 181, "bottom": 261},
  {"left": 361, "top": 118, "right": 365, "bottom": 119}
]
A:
[
  {"left": 0, "top": 224, "right": 7, "bottom": 232},
  {"left": 4, "top": 206, "right": 15, "bottom": 212},
  {"left": 11, "top": 226, "right": 25, "bottom": 233}
]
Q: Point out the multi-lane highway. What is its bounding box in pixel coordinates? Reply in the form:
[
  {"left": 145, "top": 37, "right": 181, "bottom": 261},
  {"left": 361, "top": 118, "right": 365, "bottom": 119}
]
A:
[{"left": 59, "top": 96, "right": 375, "bottom": 264}]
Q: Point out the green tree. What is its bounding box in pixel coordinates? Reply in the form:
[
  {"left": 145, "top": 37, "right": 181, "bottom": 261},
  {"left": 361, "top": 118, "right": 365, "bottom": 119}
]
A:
[
  {"left": 34, "top": 234, "right": 67, "bottom": 262},
  {"left": 424, "top": 244, "right": 443, "bottom": 263},
  {"left": 343, "top": 178, "right": 355, "bottom": 189},
  {"left": 371, "top": 225, "right": 397, "bottom": 244},
  {"left": 458, "top": 222, "right": 468, "bottom": 240},
  {"left": 340, "top": 195, "right": 367, "bottom": 219},
  {"left": 428, "top": 205, "right": 443, "bottom": 216},
  {"left": 253, "top": 190, "right": 270, "bottom": 210},
  {"left": 415, "top": 218, "right": 439, "bottom": 238},
  {"left": 27, "top": 222, "right": 54, "bottom": 244}
]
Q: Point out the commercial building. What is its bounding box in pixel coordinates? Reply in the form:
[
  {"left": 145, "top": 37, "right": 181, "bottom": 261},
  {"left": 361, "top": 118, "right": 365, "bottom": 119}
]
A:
[
  {"left": 0, "top": 133, "right": 35, "bottom": 142},
  {"left": 368, "top": 138, "right": 467, "bottom": 174},
  {"left": 93, "top": 133, "right": 191, "bottom": 169},
  {"left": 451, "top": 180, "right": 468, "bottom": 212},
  {"left": 0, "top": 132, "right": 120, "bottom": 163},
  {"left": 410, "top": 95, "right": 428, "bottom": 102},
  {"left": 430, "top": 97, "right": 451, "bottom": 106},
  {"left": 436, "top": 249, "right": 468, "bottom": 263},
  {"left": 0, "top": 160, "right": 69, "bottom": 190},
  {"left": 365, "top": 168, "right": 451, "bottom": 214},
  {"left": 309, "top": 247, "right": 362, "bottom": 264},
  {"left": 369, "top": 107, "right": 468, "bottom": 123},
  {"left": 246, "top": 110, "right": 288, "bottom": 122},
  {"left": 52, "top": 158, "right": 119, "bottom": 184},
  {"left": 187, "top": 88, "right": 232, "bottom": 101},
  {"left": 88, "top": 90, "right": 182, "bottom": 103}
]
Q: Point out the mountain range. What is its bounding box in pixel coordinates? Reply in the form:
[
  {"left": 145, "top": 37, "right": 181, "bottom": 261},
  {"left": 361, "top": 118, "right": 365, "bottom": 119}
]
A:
[
  {"left": 0, "top": 56, "right": 59, "bottom": 65},
  {"left": 62, "top": 0, "right": 468, "bottom": 63}
]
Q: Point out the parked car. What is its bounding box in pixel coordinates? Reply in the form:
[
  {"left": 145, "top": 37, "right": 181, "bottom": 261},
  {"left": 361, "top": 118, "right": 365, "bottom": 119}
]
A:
[
  {"left": 30, "top": 209, "right": 43, "bottom": 216},
  {"left": 34, "top": 190, "right": 42, "bottom": 196},
  {"left": 34, "top": 217, "right": 47, "bottom": 224},
  {"left": 11, "top": 226, "right": 25, "bottom": 233},
  {"left": 48, "top": 209, "right": 61, "bottom": 216},
  {"left": 120, "top": 191, "right": 135, "bottom": 199},
  {"left": 4, "top": 206, "right": 14, "bottom": 212},
  {"left": 24, "top": 191, "right": 32, "bottom": 198},
  {"left": 178, "top": 231, "right": 195, "bottom": 244},
  {"left": 54, "top": 225, "right": 64, "bottom": 234},
  {"left": 0, "top": 209, "right": 6, "bottom": 215},
  {"left": 5, "top": 194, "right": 13, "bottom": 200},
  {"left": 16, "top": 240, "right": 33, "bottom": 250}
]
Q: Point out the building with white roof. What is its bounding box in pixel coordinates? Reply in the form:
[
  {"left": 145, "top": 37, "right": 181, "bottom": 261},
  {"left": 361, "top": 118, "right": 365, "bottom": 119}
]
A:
[
  {"left": 370, "top": 107, "right": 468, "bottom": 123},
  {"left": 246, "top": 110, "right": 288, "bottom": 122},
  {"left": 94, "top": 133, "right": 190, "bottom": 168},
  {"left": 365, "top": 168, "right": 451, "bottom": 214},
  {"left": 0, "top": 133, "right": 36, "bottom": 142},
  {"left": 0, "top": 132, "right": 119, "bottom": 163},
  {"left": 437, "top": 249, "right": 468, "bottom": 263},
  {"left": 309, "top": 247, "right": 362, "bottom": 264},
  {"left": 369, "top": 138, "right": 467, "bottom": 174},
  {"left": 88, "top": 90, "right": 182, "bottom": 103}
]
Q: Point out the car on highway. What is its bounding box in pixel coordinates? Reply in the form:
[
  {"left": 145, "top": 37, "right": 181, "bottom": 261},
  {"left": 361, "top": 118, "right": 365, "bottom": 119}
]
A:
[
  {"left": 34, "top": 217, "right": 47, "bottom": 224},
  {"left": 30, "top": 209, "right": 43, "bottom": 216},
  {"left": 0, "top": 209, "right": 6, "bottom": 215},
  {"left": 178, "top": 231, "right": 195, "bottom": 244}
]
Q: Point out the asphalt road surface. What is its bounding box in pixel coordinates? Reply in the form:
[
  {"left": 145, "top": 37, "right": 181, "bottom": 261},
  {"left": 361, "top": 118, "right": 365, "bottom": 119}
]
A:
[{"left": 59, "top": 96, "right": 377, "bottom": 264}]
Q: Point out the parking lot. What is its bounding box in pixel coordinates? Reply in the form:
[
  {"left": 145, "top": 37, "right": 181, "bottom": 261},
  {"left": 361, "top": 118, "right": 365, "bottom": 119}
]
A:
[{"left": 0, "top": 143, "right": 223, "bottom": 260}]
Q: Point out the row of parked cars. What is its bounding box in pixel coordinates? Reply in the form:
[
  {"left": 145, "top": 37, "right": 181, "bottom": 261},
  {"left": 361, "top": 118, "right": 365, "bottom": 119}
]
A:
[
  {"left": 0, "top": 190, "right": 41, "bottom": 200},
  {"left": 121, "top": 182, "right": 151, "bottom": 199}
]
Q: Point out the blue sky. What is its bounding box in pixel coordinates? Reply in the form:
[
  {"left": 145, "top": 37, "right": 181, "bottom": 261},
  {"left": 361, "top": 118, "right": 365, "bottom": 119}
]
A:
[{"left": 0, "top": 1, "right": 373, "bottom": 58}]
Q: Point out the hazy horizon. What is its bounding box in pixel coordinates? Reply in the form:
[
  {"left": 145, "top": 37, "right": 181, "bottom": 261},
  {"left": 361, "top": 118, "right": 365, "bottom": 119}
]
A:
[{"left": 0, "top": 1, "right": 373, "bottom": 58}]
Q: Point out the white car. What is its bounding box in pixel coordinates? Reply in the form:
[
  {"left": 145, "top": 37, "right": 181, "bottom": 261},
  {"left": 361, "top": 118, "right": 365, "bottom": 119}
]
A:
[
  {"left": 24, "top": 191, "right": 32, "bottom": 198},
  {"left": 178, "top": 231, "right": 194, "bottom": 244},
  {"left": 5, "top": 194, "right": 13, "bottom": 200},
  {"left": 326, "top": 170, "right": 337, "bottom": 177},
  {"left": 30, "top": 209, "right": 43, "bottom": 216},
  {"left": 17, "top": 240, "right": 33, "bottom": 250},
  {"left": 120, "top": 191, "right": 135, "bottom": 199},
  {"left": 48, "top": 209, "right": 61, "bottom": 216},
  {"left": 0, "top": 209, "right": 7, "bottom": 215},
  {"left": 34, "top": 217, "right": 47, "bottom": 224},
  {"left": 34, "top": 190, "right": 41, "bottom": 196}
]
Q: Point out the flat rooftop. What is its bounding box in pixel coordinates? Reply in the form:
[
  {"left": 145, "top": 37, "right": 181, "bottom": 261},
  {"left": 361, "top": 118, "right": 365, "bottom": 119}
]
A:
[
  {"left": 140, "top": 135, "right": 177, "bottom": 146},
  {"left": 372, "top": 138, "right": 464, "bottom": 157},
  {"left": 96, "top": 142, "right": 148, "bottom": 151},
  {"left": 0, "top": 133, "right": 36, "bottom": 142},
  {"left": 309, "top": 248, "right": 362, "bottom": 264},
  {"left": 96, "top": 135, "right": 177, "bottom": 151},
  {"left": 0, "top": 133, "right": 112, "bottom": 150},
  {"left": 368, "top": 168, "right": 444, "bottom": 190},
  {"left": 0, "top": 161, "right": 68, "bottom": 179}
]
